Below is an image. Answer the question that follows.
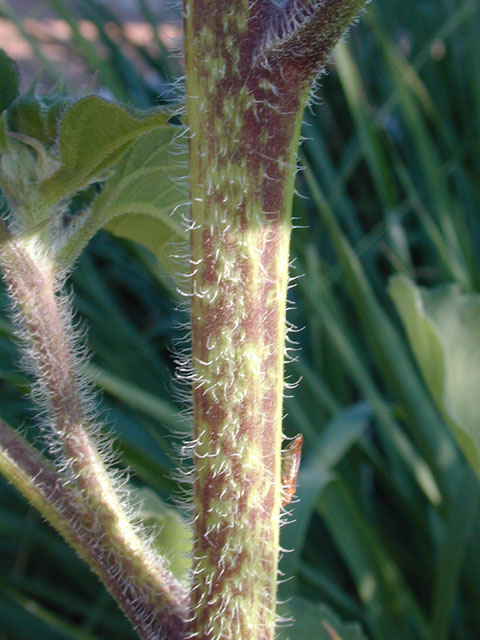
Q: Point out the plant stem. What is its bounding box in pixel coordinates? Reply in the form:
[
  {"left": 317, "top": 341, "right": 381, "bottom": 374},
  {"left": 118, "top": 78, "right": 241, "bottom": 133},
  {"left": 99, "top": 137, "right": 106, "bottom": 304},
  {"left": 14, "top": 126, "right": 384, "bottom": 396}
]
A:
[
  {"left": 185, "top": 18, "right": 301, "bottom": 635},
  {"left": 0, "top": 419, "right": 78, "bottom": 540},
  {"left": 0, "top": 224, "right": 187, "bottom": 639},
  {"left": 184, "top": 2, "right": 366, "bottom": 638}
]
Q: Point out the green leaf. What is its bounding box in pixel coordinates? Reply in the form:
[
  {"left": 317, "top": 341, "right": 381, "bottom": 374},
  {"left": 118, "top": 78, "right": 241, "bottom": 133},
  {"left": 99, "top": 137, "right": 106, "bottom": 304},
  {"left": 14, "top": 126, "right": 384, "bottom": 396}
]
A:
[
  {"left": 106, "top": 213, "right": 185, "bottom": 276},
  {"left": 7, "top": 94, "right": 74, "bottom": 147},
  {"left": 133, "top": 487, "right": 192, "bottom": 587},
  {"left": 389, "top": 275, "right": 480, "bottom": 478},
  {"left": 277, "top": 597, "right": 367, "bottom": 640},
  {"left": 39, "top": 96, "right": 178, "bottom": 204},
  {"left": 0, "top": 49, "right": 19, "bottom": 113},
  {"left": 7, "top": 95, "right": 45, "bottom": 140},
  {"left": 97, "top": 126, "right": 188, "bottom": 275},
  {"left": 58, "top": 121, "right": 188, "bottom": 272}
]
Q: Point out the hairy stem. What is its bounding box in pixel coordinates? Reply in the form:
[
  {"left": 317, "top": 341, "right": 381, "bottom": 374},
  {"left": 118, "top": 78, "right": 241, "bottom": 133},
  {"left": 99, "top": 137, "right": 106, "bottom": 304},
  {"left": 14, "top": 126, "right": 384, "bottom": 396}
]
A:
[
  {"left": 184, "top": 5, "right": 302, "bottom": 640},
  {"left": 184, "top": 1, "right": 365, "bottom": 638},
  {"left": 0, "top": 419, "right": 77, "bottom": 539},
  {"left": 0, "top": 419, "right": 188, "bottom": 639},
  {"left": 0, "top": 224, "right": 188, "bottom": 640}
]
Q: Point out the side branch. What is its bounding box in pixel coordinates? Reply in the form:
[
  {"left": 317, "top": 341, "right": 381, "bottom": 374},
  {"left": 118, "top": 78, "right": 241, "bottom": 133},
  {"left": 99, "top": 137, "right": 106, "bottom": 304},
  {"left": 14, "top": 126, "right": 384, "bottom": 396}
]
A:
[
  {"left": 0, "top": 419, "right": 187, "bottom": 639},
  {"left": 258, "top": 0, "right": 367, "bottom": 77},
  {"left": 0, "top": 418, "right": 75, "bottom": 538},
  {"left": 0, "top": 223, "right": 188, "bottom": 639}
]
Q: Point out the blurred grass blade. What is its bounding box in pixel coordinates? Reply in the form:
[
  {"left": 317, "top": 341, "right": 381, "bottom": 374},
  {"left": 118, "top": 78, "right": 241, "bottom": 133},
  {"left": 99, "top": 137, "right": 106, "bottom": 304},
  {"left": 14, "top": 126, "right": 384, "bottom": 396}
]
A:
[
  {"left": 431, "top": 467, "right": 479, "bottom": 640},
  {"left": 87, "top": 363, "right": 188, "bottom": 432},
  {"left": 334, "top": 40, "right": 412, "bottom": 272},
  {"left": 44, "top": 0, "right": 128, "bottom": 99},
  {"left": 0, "top": 587, "right": 105, "bottom": 639},
  {"left": 0, "top": 0, "right": 65, "bottom": 83},
  {"left": 368, "top": 11, "right": 473, "bottom": 291},
  {"left": 298, "top": 561, "right": 364, "bottom": 620},
  {"left": 318, "top": 477, "right": 430, "bottom": 640},
  {"left": 304, "top": 164, "right": 460, "bottom": 499},
  {"left": 280, "top": 404, "right": 371, "bottom": 592},
  {"left": 299, "top": 268, "right": 442, "bottom": 506}
]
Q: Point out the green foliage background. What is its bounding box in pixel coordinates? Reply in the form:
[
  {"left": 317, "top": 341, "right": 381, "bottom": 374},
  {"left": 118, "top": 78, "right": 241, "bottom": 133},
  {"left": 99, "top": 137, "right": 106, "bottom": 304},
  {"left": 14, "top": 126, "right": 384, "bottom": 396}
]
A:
[{"left": 1, "top": 0, "right": 480, "bottom": 638}]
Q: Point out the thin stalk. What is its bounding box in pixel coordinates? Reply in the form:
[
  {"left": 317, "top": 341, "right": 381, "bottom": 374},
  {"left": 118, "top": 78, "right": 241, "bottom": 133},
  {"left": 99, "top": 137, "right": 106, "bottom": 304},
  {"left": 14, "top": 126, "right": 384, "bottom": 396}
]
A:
[
  {"left": 0, "top": 224, "right": 187, "bottom": 640},
  {"left": 0, "top": 419, "right": 77, "bottom": 541},
  {"left": 0, "top": 419, "right": 182, "bottom": 639}
]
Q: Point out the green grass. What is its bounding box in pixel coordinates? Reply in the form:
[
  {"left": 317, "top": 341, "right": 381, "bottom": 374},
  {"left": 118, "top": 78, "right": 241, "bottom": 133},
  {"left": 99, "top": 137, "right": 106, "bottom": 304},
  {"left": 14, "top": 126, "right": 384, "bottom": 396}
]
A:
[{"left": 1, "top": 0, "right": 480, "bottom": 638}]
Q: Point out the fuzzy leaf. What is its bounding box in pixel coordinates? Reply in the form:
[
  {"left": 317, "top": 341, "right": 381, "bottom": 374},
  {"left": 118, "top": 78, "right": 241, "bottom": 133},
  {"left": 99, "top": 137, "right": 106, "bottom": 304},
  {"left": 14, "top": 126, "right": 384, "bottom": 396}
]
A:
[
  {"left": 7, "top": 95, "right": 73, "bottom": 147},
  {"left": 278, "top": 597, "right": 366, "bottom": 640},
  {"left": 0, "top": 49, "right": 19, "bottom": 113},
  {"left": 7, "top": 96, "right": 45, "bottom": 141},
  {"left": 389, "top": 275, "right": 480, "bottom": 477},
  {"left": 39, "top": 96, "right": 177, "bottom": 204},
  {"left": 84, "top": 125, "right": 188, "bottom": 274}
]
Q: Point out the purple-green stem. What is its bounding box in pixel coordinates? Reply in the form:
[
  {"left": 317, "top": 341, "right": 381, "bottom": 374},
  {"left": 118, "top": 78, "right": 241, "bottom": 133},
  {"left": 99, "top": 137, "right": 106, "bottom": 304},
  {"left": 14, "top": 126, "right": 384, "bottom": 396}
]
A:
[
  {"left": 0, "top": 224, "right": 188, "bottom": 639},
  {"left": 0, "top": 418, "right": 187, "bottom": 638},
  {"left": 0, "top": 1, "right": 365, "bottom": 638},
  {"left": 185, "top": 2, "right": 365, "bottom": 638}
]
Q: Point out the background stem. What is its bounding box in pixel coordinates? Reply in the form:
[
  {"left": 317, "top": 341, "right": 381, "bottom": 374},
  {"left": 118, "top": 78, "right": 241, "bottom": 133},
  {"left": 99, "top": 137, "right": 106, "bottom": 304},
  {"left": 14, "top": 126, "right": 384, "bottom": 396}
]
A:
[{"left": 0, "top": 225, "right": 188, "bottom": 639}]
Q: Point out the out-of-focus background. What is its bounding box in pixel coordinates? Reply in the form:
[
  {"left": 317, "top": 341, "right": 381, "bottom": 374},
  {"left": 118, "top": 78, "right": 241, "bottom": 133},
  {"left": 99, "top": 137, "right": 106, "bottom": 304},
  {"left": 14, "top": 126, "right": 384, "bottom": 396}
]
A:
[
  {"left": 1, "top": 0, "right": 480, "bottom": 639},
  {"left": 0, "top": 0, "right": 182, "bottom": 97}
]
